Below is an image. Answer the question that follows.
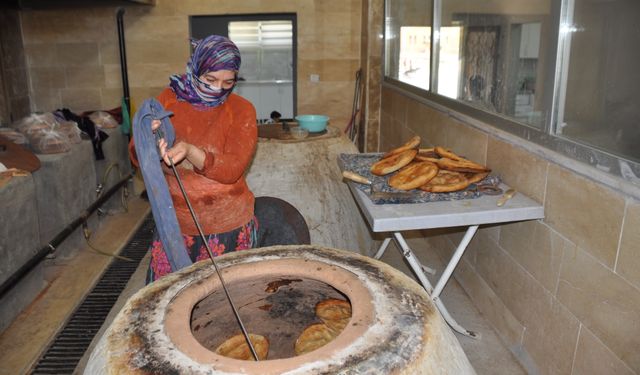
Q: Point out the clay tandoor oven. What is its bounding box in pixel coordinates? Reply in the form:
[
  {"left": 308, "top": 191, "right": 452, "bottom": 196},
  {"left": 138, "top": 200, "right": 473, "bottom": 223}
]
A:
[{"left": 85, "top": 245, "right": 475, "bottom": 374}]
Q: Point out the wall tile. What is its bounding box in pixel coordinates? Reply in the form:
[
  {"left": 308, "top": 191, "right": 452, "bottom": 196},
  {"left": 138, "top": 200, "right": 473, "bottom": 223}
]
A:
[
  {"left": 103, "top": 64, "right": 123, "bottom": 90},
  {"left": 31, "top": 89, "right": 62, "bottom": 113},
  {"left": 5, "top": 68, "right": 30, "bottom": 97},
  {"left": 475, "top": 236, "right": 550, "bottom": 326},
  {"left": 545, "top": 165, "right": 625, "bottom": 268},
  {"left": 30, "top": 67, "right": 66, "bottom": 90},
  {"left": 65, "top": 65, "right": 105, "bottom": 89},
  {"left": 442, "top": 119, "right": 488, "bottom": 164},
  {"left": 24, "top": 43, "right": 58, "bottom": 68},
  {"left": 124, "top": 16, "right": 189, "bottom": 42},
  {"left": 98, "top": 42, "right": 120, "bottom": 65},
  {"left": 617, "top": 200, "right": 640, "bottom": 290},
  {"left": 61, "top": 88, "right": 102, "bottom": 112},
  {"left": 521, "top": 300, "right": 580, "bottom": 375},
  {"left": 9, "top": 96, "right": 32, "bottom": 122},
  {"left": 557, "top": 246, "right": 640, "bottom": 371},
  {"left": 390, "top": 89, "right": 407, "bottom": 126},
  {"left": 500, "top": 220, "right": 570, "bottom": 294},
  {"left": 100, "top": 88, "right": 123, "bottom": 110},
  {"left": 55, "top": 43, "right": 100, "bottom": 66},
  {"left": 406, "top": 100, "right": 447, "bottom": 147},
  {"left": 487, "top": 138, "right": 548, "bottom": 203},
  {"left": 454, "top": 257, "right": 525, "bottom": 348},
  {"left": 125, "top": 40, "right": 190, "bottom": 65},
  {"left": 127, "top": 63, "right": 176, "bottom": 88},
  {"left": 572, "top": 326, "right": 635, "bottom": 375}
]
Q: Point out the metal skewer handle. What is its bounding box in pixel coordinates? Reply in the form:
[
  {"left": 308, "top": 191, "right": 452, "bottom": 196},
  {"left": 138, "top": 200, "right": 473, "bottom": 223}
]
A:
[{"left": 156, "top": 128, "right": 260, "bottom": 361}]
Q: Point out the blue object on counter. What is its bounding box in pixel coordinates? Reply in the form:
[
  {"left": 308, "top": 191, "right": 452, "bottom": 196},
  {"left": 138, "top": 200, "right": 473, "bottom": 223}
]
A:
[{"left": 295, "top": 114, "right": 329, "bottom": 132}]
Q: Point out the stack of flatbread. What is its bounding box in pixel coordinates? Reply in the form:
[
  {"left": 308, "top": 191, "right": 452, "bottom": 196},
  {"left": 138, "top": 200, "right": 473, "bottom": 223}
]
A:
[
  {"left": 370, "top": 136, "right": 490, "bottom": 192},
  {"left": 294, "top": 299, "right": 352, "bottom": 355}
]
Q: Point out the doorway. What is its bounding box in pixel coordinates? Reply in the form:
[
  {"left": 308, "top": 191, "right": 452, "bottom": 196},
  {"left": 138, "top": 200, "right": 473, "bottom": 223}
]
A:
[{"left": 191, "top": 14, "right": 297, "bottom": 122}]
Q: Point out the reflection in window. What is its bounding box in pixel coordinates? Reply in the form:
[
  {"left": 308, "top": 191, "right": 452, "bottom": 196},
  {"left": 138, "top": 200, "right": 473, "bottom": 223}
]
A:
[
  {"left": 398, "top": 27, "right": 431, "bottom": 90},
  {"left": 435, "top": 2, "right": 551, "bottom": 129},
  {"left": 559, "top": 0, "right": 640, "bottom": 162},
  {"left": 385, "top": 0, "right": 433, "bottom": 89}
]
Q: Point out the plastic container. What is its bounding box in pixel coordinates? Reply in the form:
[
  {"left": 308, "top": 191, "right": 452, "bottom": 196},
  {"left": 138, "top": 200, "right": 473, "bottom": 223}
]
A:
[
  {"left": 295, "top": 115, "right": 329, "bottom": 133},
  {"left": 290, "top": 126, "right": 309, "bottom": 139}
]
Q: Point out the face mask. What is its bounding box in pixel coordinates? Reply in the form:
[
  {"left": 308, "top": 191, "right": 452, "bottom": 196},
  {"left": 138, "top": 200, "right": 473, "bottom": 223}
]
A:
[{"left": 194, "top": 75, "right": 232, "bottom": 104}]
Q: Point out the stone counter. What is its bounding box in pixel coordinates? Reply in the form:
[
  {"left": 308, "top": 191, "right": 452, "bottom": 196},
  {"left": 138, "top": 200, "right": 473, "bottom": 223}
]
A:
[{"left": 247, "top": 127, "right": 374, "bottom": 255}]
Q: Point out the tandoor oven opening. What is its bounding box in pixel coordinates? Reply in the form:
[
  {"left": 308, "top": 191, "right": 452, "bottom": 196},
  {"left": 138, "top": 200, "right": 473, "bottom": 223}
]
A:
[{"left": 190, "top": 275, "right": 351, "bottom": 360}]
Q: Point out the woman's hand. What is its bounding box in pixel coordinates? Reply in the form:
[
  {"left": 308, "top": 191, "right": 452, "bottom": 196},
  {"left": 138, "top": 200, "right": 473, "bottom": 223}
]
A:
[{"left": 152, "top": 119, "right": 206, "bottom": 169}]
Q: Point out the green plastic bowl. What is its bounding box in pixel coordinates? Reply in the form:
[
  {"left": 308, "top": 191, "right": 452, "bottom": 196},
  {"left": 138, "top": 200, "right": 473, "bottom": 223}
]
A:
[{"left": 295, "top": 115, "right": 329, "bottom": 132}]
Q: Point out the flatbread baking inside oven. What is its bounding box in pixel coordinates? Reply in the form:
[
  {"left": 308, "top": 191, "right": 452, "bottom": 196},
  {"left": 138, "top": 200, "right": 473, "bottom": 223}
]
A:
[
  {"left": 370, "top": 149, "right": 417, "bottom": 176},
  {"left": 215, "top": 333, "right": 269, "bottom": 361},
  {"left": 388, "top": 161, "right": 439, "bottom": 190},
  {"left": 294, "top": 323, "right": 338, "bottom": 355}
]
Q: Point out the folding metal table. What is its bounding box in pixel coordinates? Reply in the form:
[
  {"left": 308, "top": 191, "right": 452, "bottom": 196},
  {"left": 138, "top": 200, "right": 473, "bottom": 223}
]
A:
[{"left": 343, "top": 178, "right": 544, "bottom": 338}]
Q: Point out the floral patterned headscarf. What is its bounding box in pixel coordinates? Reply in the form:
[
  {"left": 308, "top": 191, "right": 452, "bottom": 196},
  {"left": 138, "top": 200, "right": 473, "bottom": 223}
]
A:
[{"left": 169, "top": 35, "right": 241, "bottom": 108}]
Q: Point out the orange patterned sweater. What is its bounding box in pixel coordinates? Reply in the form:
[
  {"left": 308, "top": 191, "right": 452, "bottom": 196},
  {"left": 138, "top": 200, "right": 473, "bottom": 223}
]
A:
[{"left": 130, "top": 88, "right": 257, "bottom": 235}]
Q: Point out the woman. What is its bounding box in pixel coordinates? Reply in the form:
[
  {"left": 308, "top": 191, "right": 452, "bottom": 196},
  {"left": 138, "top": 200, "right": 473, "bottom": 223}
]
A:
[{"left": 130, "top": 35, "right": 259, "bottom": 283}]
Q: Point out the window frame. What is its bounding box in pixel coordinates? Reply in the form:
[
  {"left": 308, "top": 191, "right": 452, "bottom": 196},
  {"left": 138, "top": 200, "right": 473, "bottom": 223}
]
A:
[{"left": 382, "top": 0, "right": 640, "bottom": 189}]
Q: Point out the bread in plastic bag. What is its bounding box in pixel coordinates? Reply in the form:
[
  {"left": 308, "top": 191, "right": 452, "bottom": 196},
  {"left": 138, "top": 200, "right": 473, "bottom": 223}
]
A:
[
  {"left": 12, "top": 113, "right": 58, "bottom": 136},
  {"left": 0, "top": 127, "right": 29, "bottom": 145},
  {"left": 27, "top": 128, "right": 71, "bottom": 154},
  {"left": 88, "top": 111, "right": 118, "bottom": 129},
  {"left": 56, "top": 120, "right": 82, "bottom": 144}
]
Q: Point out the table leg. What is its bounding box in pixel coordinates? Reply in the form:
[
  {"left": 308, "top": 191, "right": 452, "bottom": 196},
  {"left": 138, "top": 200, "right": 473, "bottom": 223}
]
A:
[
  {"left": 391, "top": 229, "right": 480, "bottom": 339},
  {"left": 376, "top": 236, "right": 436, "bottom": 274},
  {"left": 373, "top": 237, "right": 391, "bottom": 259}
]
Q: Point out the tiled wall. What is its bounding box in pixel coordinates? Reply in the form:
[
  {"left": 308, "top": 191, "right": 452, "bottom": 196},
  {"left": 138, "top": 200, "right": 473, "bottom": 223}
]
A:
[
  {"left": 380, "top": 87, "right": 640, "bottom": 375},
  {"left": 0, "top": 9, "right": 30, "bottom": 125},
  {"left": 18, "top": 0, "right": 362, "bottom": 129}
]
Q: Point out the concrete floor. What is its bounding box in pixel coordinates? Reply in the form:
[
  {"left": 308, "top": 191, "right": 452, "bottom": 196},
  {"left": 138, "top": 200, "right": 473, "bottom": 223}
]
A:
[{"left": 0, "top": 195, "right": 526, "bottom": 375}]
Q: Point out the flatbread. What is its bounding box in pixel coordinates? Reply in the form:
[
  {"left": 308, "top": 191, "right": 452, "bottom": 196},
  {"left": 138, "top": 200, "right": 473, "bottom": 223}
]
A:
[
  {"left": 215, "top": 333, "right": 269, "bottom": 361},
  {"left": 381, "top": 135, "right": 421, "bottom": 158},
  {"left": 315, "top": 299, "right": 352, "bottom": 322},
  {"left": 434, "top": 146, "right": 464, "bottom": 161},
  {"left": 465, "top": 171, "right": 490, "bottom": 184},
  {"left": 419, "top": 170, "right": 471, "bottom": 193},
  {"left": 388, "top": 162, "right": 439, "bottom": 190},
  {"left": 370, "top": 149, "right": 417, "bottom": 176},
  {"left": 434, "top": 157, "right": 490, "bottom": 173},
  {"left": 413, "top": 147, "right": 439, "bottom": 162},
  {"left": 294, "top": 323, "right": 337, "bottom": 355}
]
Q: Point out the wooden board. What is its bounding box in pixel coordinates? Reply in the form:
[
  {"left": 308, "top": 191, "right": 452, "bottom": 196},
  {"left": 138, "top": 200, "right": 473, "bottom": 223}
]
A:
[{"left": 0, "top": 134, "right": 41, "bottom": 172}]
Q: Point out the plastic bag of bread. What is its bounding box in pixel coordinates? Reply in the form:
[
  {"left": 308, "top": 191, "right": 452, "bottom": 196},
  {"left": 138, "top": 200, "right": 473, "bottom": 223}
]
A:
[
  {"left": 88, "top": 111, "right": 118, "bottom": 129},
  {"left": 12, "top": 113, "right": 58, "bottom": 136},
  {"left": 56, "top": 120, "right": 82, "bottom": 144},
  {"left": 27, "top": 128, "right": 71, "bottom": 154},
  {"left": 0, "top": 127, "right": 29, "bottom": 145}
]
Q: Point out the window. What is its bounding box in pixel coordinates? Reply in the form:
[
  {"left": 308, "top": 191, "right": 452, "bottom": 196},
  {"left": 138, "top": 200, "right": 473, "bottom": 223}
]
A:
[
  {"left": 384, "top": 0, "right": 640, "bottom": 183},
  {"left": 191, "top": 14, "right": 296, "bottom": 121}
]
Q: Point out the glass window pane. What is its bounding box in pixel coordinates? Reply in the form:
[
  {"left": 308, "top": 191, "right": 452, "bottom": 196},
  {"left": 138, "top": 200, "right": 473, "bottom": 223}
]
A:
[
  {"left": 438, "top": 0, "right": 552, "bottom": 129},
  {"left": 558, "top": 0, "right": 640, "bottom": 163},
  {"left": 385, "top": 0, "right": 433, "bottom": 90}
]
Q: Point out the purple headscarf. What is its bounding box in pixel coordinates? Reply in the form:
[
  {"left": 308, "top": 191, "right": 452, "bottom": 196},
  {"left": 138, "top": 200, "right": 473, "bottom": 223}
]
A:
[{"left": 169, "top": 35, "right": 241, "bottom": 108}]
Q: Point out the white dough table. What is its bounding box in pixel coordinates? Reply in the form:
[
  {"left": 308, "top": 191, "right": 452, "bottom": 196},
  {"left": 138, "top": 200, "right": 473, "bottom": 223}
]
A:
[{"left": 342, "top": 175, "right": 544, "bottom": 338}]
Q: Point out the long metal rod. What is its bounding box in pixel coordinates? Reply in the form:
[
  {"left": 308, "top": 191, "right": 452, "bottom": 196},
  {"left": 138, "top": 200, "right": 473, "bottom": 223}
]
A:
[{"left": 163, "top": 152, "right": 260, "bottom": 361}]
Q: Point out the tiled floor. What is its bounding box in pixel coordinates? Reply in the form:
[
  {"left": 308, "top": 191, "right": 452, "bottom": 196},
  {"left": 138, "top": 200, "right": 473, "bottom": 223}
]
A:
[{"left": 0, "top": 196, "right": 526, "bottom": 375}]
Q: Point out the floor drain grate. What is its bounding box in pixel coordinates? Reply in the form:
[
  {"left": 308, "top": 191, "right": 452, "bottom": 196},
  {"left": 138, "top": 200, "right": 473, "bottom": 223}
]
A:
[{"left": 31, "top": 215, "right": 154, "bottom": 374}]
